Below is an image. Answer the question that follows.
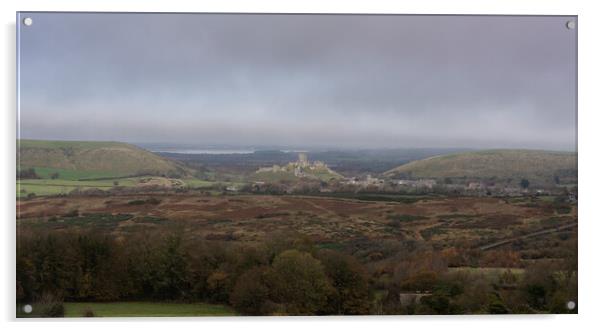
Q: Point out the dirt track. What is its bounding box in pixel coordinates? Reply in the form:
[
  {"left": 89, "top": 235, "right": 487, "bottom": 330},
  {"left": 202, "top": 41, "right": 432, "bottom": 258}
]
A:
[{"left": 478, "top": 222, "right": 578, "bottom": 250}]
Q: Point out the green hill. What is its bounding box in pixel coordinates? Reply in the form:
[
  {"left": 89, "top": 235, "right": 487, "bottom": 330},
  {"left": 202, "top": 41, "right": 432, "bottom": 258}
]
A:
[
  {"left": 252, "top": 166, "right": 343, "bottom": 183},
  {"left": 18, "top": 139, "right": 193, "bottom": 179},
  {"left": 384, "top": 149, "right": 577, "bottom": 186}
]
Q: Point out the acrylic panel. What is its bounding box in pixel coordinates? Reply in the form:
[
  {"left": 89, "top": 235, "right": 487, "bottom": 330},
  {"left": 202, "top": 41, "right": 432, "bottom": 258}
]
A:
[{"left": 16, "top": 12, "right": 577, "bottom": 317}]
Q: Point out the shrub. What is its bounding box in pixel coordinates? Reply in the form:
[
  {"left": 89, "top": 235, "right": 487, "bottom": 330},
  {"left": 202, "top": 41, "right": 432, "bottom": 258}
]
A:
[
  {"left": 41, "top": 302, "right": 64, "bottom": 317},
  {"left": 64, "top": 209, "right": 79, "bottom": 217},
  {"left": 37, "top": 293, "right": 65, "bottom": 317},
  {"left": 316, "top": 250, "right": 372, "bottom": 315},
  {"left": 488, "top": 292, "right": 509, "bottom": 314},
  {"left": 82, "top": 308, "right": 95, "bottom": 317},
  {"left": 269, "top": 250, "right": 334, "bottom": 315},
  {"left": 146, "top": 197, "right": 161, "bottom": 205},
  {"left": 400, "top": 271, "right": 438, "bottom": 292},
  {"left": 420, "top": 293, "right": 451, "bottom": 314},
  {"left": 17, "top": 168, "right": 39, "bottom": 179},
  {"left": 128, "top": 198, "right": 161, "bottom": 206},
  {"left": 525, "top": 284, "right": 547, "bottom": 310},
  {"left": 230, "top": 266, "right": 272, "bottom": 315},
  {"left": 520, "top": 179, "right": 530, "bottom": 189}
]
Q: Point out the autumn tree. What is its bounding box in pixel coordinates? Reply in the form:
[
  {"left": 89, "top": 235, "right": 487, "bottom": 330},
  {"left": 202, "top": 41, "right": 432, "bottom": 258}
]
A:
[
  {"left": 154, "top": 234, "right": 190, "bottom": 300},
  {"left": 269, "top": 250, "right": 333, "bottom": 315},
  {"left": 316, "top": 250, "right": 372, "bottom": 315},
  {"left": 229, "top": 266, "right": 274, "bottom": 315}
]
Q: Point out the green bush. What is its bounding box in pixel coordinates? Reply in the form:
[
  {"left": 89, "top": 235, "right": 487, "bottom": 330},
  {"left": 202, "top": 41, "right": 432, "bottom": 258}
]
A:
[
  {"left": 269, "top": 250, "right": 334, "bottom": 315},
  {"left": 230, "top": 267, "right": 272, "bottom": 315},
  {"left": 37, "top": 294, "right": 65, "bottom": 317},
  {"left": 82, "top": 308, "right": 95, "bottom": 317}
]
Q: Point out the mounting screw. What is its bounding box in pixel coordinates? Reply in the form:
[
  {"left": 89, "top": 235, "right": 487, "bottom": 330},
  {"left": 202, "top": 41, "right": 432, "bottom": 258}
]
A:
[
  {"left": 567, "top": 301, "right": 576, "bottom": 310},
  {"left": 566, "top": 20, "right": 576, "bottom": 30}
]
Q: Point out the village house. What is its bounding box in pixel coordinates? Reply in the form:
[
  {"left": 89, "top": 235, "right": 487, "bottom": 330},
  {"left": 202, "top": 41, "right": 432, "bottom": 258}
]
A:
[
  {"left": 467, "top": 181, "right": 484, "bottom": 190},
  {"left": 344, "top": 175, "right": 385, "bottom": 187},
  {"left": 397, "top": 179, "right": 436, "bottom": 189}
]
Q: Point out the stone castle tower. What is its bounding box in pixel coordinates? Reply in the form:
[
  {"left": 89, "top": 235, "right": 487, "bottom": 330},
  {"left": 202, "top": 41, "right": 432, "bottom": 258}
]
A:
[{"left": 298, "top": 152, "right": 309, "bottom": 166}]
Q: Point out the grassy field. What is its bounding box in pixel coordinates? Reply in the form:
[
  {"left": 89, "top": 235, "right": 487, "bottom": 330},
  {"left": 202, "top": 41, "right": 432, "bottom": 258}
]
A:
[
  {"left": 447, "top": 267, "right": 525, "bottom": 281},
  {"left": 252, "top": 170, "right": 299, "bottom": 182},
  {"left": 17, "top": 183, "right": 75, "bottom": 197},
  {"left": 306, "top": 167, "right": 344, "bottom": 181},
  {"left": 17, "top": 302, "right": 236, "bottom": 317},
  {"left": 181, "top": 178, "right": 221, "bottom": 188},
  {"left": 16, "top": 177, "right": 243, "bottom": 197},
  {"left": 19, "top": 139, "right": 128, "bottom": 149},
  {"left": 30, "top": 167, "right": 124, "bottom": 180},
  {"left": 64, "top": 302, "right": 236, "bottom": 317},
  {"left": 252, "top": 167, "right": 341, "bottom": 183},
  {"left": 17, "top": 177, "right": 142, "bottom": 197},
  {"left": 385, "top": 149, "right": 577, "bottom": 185},
  {"left": 14, "top": 139, "right": 244, "bottom": 197},
  {"left": 18, "top": 139, "right": 191, "bottom": 178}
]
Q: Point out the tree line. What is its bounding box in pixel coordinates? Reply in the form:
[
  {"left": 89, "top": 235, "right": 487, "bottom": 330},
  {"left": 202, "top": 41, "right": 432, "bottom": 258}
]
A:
[
  {"left": 17, "top": 227, "right": 577, "bottom": 316},
  {"left": 17, "top": 229, "right": 372, "bottom": 316}
]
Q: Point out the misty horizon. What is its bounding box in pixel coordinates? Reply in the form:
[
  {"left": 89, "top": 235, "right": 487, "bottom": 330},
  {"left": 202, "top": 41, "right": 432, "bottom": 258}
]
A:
[
  {"left": 18, "top": 13, "right": 577, "bottom": 151},
  {"left": 16, "top": 138, "right": 576, "bottom": 153}
]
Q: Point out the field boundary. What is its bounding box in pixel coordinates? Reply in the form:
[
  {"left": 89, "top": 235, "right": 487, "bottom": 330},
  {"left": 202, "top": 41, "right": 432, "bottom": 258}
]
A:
[{"left": 478, "top": 222, "right": 578, "bottom": 250}]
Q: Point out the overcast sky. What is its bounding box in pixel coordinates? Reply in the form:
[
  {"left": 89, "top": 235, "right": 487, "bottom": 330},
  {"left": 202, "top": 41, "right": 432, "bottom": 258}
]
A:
[{"left": 18, "top": 13, "right": 577, "bottom": 150}]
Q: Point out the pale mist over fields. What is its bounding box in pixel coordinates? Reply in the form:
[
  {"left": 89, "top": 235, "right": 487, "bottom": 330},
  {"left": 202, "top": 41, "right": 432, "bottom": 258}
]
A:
[{"left": 18, "top": 13, "right": 576, "bottom": 151}]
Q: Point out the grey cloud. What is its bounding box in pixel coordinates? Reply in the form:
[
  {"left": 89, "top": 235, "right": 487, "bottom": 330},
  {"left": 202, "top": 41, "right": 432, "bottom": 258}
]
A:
[{"left": 18, "top": 13, "right": 577, "bottom": 150}]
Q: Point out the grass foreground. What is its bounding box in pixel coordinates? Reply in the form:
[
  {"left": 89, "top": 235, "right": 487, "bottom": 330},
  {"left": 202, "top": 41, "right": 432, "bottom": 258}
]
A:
[{"left": 18, "top": 301, "right": 236, "bottom": 318}]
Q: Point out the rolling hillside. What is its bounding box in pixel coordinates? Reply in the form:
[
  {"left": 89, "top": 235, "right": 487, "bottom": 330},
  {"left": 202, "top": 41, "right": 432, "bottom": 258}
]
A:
[
  {"left": 252, "top": 165, "right": 343, "bottom": 183},
  {"left": 18, "top": 139, "right": 193, "bottom": 179},
  {"left": 384, "top": 149, "right": 577, "bottom": 185}
]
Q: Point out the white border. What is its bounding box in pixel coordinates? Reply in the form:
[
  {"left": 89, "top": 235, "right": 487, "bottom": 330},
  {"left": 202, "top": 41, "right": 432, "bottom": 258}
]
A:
[{"left": 2, "top": 1, "right": 601, "bottom": 329}]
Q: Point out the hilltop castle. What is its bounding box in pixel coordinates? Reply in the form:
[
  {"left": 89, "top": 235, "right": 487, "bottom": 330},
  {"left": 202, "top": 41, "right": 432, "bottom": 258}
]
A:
[
  {"left": 256, "top": 152, "right": 337, "bottom": 178},
  {"left": 298, "top": 152, "right": 308, "bottom": 165}
]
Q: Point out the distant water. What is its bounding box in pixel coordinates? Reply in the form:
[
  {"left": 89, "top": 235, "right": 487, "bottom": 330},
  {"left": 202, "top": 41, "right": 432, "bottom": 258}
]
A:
[
  {"left": 141, "top": 143, "right": 308, "bottom": 155},
  {"left": 151, "top": 149, "right": 255, "bottom": 155}
]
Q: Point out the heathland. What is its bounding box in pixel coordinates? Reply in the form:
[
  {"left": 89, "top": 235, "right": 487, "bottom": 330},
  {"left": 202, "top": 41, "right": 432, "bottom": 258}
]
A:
[{"left": 16, "top": 140, "right": 578, "bottom": 316}]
